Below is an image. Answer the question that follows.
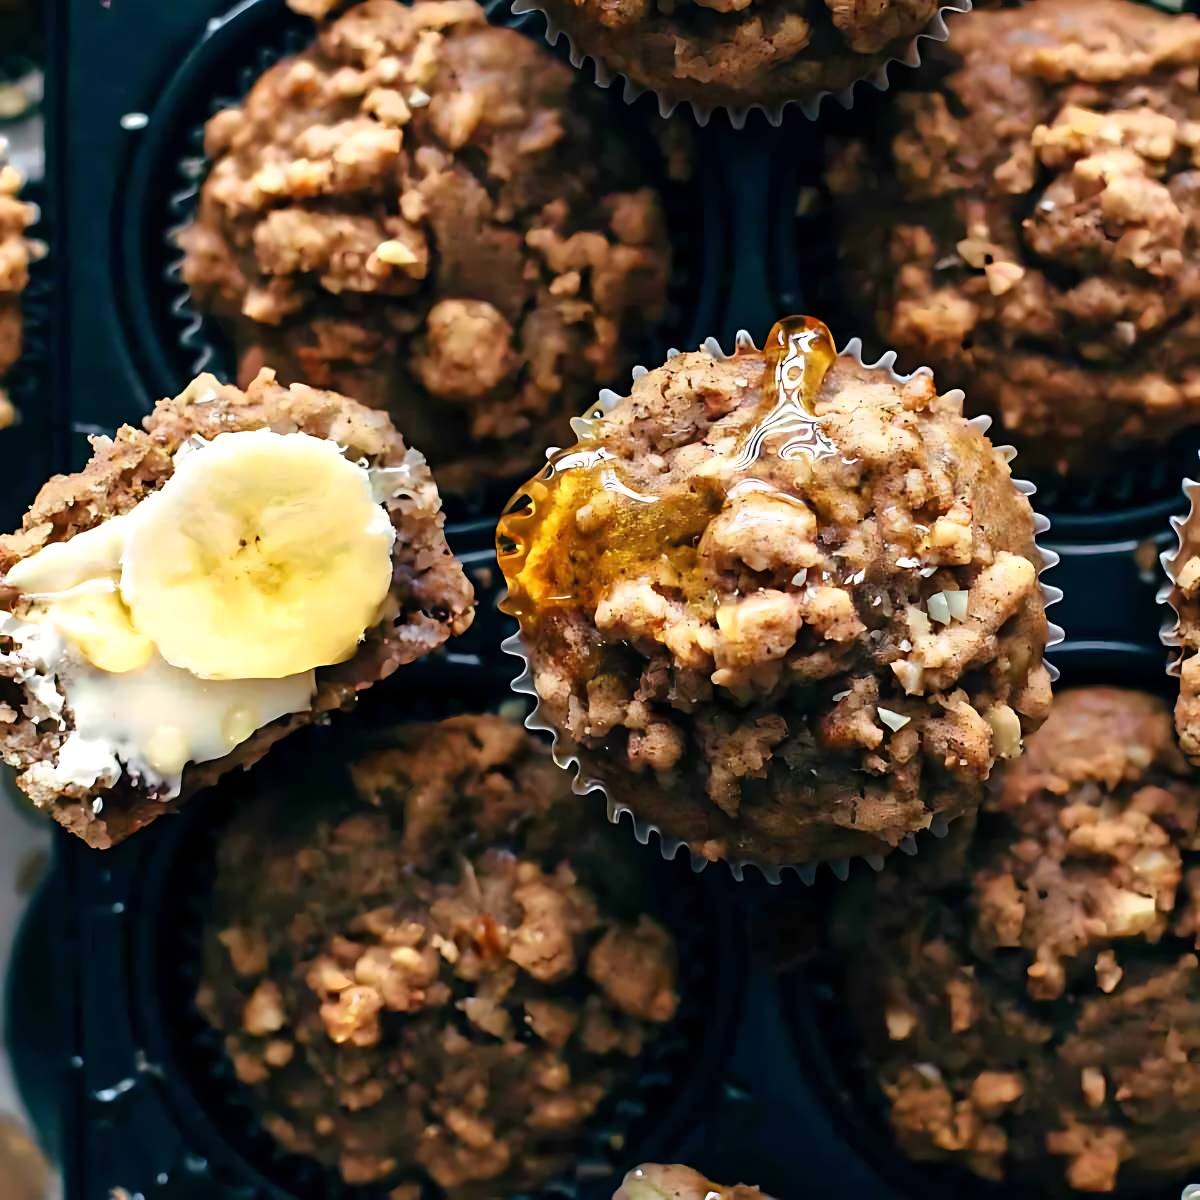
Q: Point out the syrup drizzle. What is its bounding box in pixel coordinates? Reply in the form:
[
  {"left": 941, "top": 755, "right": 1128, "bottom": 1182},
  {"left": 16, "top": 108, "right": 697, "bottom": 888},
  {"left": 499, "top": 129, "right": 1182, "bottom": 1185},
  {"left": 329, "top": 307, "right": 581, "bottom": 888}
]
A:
[
  {"left": 497, "top": 317, "right": 840, "bottom": 633},
  {"left": 736, "top": 315, "right": 838, "bottom": 468}
]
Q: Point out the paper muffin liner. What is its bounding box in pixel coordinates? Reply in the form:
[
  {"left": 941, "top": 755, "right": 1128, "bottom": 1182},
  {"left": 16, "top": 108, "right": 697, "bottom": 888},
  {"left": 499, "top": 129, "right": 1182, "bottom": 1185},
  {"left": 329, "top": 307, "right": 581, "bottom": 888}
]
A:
[
  {"left": 502, "top": 329, "right": 1065, "bottom": 885},
  {"left": 1158, "top": 472, "right": 1200, "bottom": 678},
  {"left": 143, "top": 694, "right": 743, "bottom": 1200},
  {"left": 508, "top": 0, "right": 971, "bottom": 129},
  {"left": 153, "top": 4, "right": 714, "bottom": 522}
]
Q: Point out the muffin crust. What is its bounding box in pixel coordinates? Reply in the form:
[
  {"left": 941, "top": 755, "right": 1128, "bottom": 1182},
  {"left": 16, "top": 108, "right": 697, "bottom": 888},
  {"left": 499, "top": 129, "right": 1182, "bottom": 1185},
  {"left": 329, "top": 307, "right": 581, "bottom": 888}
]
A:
[
  {"left": 181, "top": 0, "right": 674, "bottom": 492},
  {"left": 536, "top": 0, "right": 942, "bottom": 114},
  {"left": 831, "top": 688, "right": 1200, "bottom": 1194},
  {"left": 198, "top": 715, "right": 681, "bottom": 1196},
  {"left": 0, "top": 159, "right": 34, "bottom": 430},
  {"left": 499, "top": 324, "right": 1052, "bottom": 866},
  {"left": 829, "top": 0, "right": 1200, "bottom": 475}
]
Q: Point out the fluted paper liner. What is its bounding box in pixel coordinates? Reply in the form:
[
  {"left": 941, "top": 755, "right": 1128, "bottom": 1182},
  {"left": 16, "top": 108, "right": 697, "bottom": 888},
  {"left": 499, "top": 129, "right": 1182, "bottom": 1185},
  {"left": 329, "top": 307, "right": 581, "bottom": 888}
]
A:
[
  {"left": 1159, "top": 476, "right": 1199, "bottom": 693},
  {"left": 502, "top": 330, "right": 1065, "bottom": 884},
  {"left": 510, "top": 0, "right": 971, "bottom": 129}
]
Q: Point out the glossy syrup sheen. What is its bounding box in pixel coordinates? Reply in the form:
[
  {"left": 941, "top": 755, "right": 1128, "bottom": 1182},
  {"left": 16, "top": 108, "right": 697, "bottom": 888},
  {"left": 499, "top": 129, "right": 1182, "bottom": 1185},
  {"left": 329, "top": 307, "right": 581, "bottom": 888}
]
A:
[{"left": 497, "top": 317, "right": 839, "bottom": 627}]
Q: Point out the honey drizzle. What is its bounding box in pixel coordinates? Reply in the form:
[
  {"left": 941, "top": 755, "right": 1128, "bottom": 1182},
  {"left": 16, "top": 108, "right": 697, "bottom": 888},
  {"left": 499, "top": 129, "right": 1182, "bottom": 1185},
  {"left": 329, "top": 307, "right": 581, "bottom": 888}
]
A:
[
  {"left": 737, "top": 315, "right": 838, "bottom": 468},
  {"left": 497, "top": 317, "right": 840, "bottom": 634}
]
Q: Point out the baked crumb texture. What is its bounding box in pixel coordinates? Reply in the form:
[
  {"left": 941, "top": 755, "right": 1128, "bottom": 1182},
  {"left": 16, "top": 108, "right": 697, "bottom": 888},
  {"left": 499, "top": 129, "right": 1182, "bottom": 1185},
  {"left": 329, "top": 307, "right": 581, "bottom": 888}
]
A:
[
  {"left": 831, "top": 687, "right": 1200, "bottom": 1195},
  {"left": 0, "top": 370, "right": 475, "bottom": 848},
  {"left": 614, "top": 1163, "right": 768, "bottom": 1200},
  {"left": 535, "top": 0, "right": 944, "bottom": 116},
  {"left": 197, "top": 715, "right": 681, "bottom": 1197},
  {"left": 828, "top": 0, "right": 1200, "bottom": 477},
  {"left": 0, "top": 158, "right": 34, "bottom": 431},
  {"left": 506, "top": 345, "right": 1052, "bottom": 868},
  {"left": 180, "top": 0, "right": 673, "bottom": 493}
]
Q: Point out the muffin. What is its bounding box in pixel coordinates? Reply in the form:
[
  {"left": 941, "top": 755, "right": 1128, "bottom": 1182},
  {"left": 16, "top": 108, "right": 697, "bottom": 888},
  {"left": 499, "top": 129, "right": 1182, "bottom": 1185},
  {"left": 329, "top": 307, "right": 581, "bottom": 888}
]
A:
[
  {"left": 829, "top": 687, "right": 1200, "bottom": 1194},
  {"left": 498, "top": 316, "right": 1053, "bottom": 869},
  {"left": 197, "top": 714, "right": 682, "bottom": 1196},
  {"left": 828, "top": 0, "right": 1200, "bottom": 477},
  {"left": 0, "top": 369, "right": 474, "bottom": 848},
  {"left": 179, "top": 0, "right": 674, "bottom": 494},
  {"left": 0, "top": 157, "right": 35, "bottom": 430},
  {"left": 615, "top": 1163, "right": 768, "bottom": 1200},
  {"left": 532, "top": 0, "right": 945, "bottom": 117}
]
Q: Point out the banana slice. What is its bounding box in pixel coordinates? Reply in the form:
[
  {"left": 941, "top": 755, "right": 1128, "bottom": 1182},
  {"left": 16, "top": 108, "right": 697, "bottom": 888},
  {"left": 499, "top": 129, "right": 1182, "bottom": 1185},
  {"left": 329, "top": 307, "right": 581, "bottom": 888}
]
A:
[
  {"left": 28, "top": 585, "right": 154, "bottom": 674},
  {"left": 119, "top": 430, "right": 396, "bottom": 680}
]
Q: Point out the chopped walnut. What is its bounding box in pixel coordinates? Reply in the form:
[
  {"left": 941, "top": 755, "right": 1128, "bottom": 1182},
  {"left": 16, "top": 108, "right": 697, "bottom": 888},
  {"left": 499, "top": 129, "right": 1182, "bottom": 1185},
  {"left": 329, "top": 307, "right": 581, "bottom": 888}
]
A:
[
  {"left": 832, "top": 687, "right": 1200, "bottom": 1196},
  {"left": 197, "top": 716, "right": 681, "bottom": 1198}
]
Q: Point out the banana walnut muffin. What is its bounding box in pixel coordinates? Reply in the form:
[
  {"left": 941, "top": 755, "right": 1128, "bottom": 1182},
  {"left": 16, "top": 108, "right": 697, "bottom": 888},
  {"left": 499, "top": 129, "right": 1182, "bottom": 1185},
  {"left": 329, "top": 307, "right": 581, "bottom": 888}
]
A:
[
  {"left": 180, "top": 0, "right": 674, "bottom": 493},
  {"left": 830, "top": 687, "right": 1200, "bottom": 1194},
  {"left": 0, "top": 370, "right": 474, "bottom": 848},
  {"left": 535, "top": 0, "right": 944, "bottom": 115},
  {"left": 498, "top": 318, "right": 1053, "bottom": 868},
  {"left": 828, "top": 0, "right": 1200, "bottom": 476},
  {"left": 197, "top": 715, "right": 681, "bottom": 1196}
]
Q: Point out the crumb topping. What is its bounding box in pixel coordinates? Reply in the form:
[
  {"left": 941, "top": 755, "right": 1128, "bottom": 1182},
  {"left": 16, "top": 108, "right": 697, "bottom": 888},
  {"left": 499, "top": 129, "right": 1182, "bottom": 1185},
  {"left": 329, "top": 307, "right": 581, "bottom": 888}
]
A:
[
  {"left": 198, "top": 715, "right": 680, "bottom": 1196},
  {"left": 181, "top": 0, "right": 674, "bottom": 491},
  {"left": 499, "top": 324, "right": 1051, "bottom": 866},
  {"left": 832, "top": 687, "right": 1200, "bottom": 1194},
  {"left": 828, "top": 0, "right": 1200, "bottom": 475}
]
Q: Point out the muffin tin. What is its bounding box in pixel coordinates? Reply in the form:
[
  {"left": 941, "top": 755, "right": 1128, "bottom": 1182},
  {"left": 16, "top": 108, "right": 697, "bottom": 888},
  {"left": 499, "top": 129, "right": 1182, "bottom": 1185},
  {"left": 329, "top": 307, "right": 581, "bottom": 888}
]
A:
[{"left": 11, "top": 0, "right": 1200, "bottom": 1196}]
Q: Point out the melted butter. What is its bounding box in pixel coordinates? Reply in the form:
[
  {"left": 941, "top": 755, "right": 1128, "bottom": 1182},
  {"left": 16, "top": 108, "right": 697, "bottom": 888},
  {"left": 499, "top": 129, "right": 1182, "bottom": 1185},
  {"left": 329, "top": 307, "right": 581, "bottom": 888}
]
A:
[
  {"left": 498, "top": 316, "right": 839, "bottom": 631},
  {"left": 3, "top": 612, "right": 316, "bottom": 798},
  {"left": 53, "top": 646, "right": 315, "bottom": 795}
]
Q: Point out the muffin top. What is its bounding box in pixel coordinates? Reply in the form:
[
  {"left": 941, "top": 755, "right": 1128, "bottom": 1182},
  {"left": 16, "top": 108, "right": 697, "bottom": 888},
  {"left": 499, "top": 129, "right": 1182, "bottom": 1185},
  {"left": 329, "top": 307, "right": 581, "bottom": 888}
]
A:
[
  {"left": 197, "top": 715, "right": 680, "bottom": 1197},
  {"left": 830, "top": 687, "right": 1200, "bottom": 1194},
  {"left": 828, "top": 0, "right": 1200, "bottom": 476},
  {"left": 180, "top": 0, "right": 674, "bottom": 493},
  {"left": 536, "top": 0, "right": 943, "bottom": 114},
  {"left": 499, "top": 318, "right": 1052, "bottom": 866}
]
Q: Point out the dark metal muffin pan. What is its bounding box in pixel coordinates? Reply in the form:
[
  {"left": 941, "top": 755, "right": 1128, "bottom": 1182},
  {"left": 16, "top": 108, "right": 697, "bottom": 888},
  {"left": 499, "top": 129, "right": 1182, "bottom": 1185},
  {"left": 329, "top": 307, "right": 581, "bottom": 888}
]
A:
[{"left": 10, "top": 0, "right": 1200, "bottom": 1196}]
